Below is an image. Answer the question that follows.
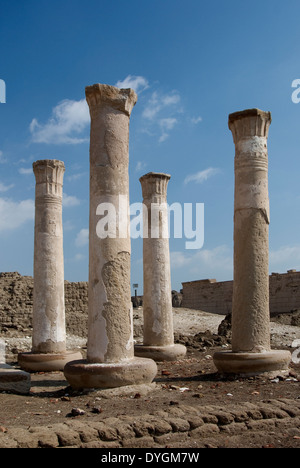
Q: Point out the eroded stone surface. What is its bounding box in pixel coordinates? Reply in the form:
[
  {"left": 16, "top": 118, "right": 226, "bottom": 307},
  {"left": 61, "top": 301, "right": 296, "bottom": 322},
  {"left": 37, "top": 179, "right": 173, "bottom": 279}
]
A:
[{"left": 214, "top": 109, "right": 291, "bottom": 374}]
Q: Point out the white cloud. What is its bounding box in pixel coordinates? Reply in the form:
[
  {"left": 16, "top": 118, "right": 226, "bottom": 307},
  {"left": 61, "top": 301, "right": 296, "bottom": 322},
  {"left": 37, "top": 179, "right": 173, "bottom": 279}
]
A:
[
  {"left": 135, "top": 161, "right": 147, "bottom": 173},
  {"left": 191, "top": 116, "right": 203, "bottom": 124},
  {"left": 30, "top": 99, "right": 90, "bottom": 145},
  {"left": 74, "top": 253, "right": 86, "bottom": 261},
  {"left": 184, "top": 167, "right": 220, "bottom": 185},
  {"left": 159, "top": 118, "right": 178, "bottom": 143},
  {"left": 0, "top": 182, "right": 14, "bottom": 193},
  {"left": 115, "top": 75, "right": 149, "bottom": 94},
  {"left": 75, "top": 228, "right": 89, "bottom": 247},
  {"left": 66, "top": 172, "right": 86, "bottom": 182},
  {"left": 0, "top": 198, "right": 34, "bottom": 232},
  {"left": 171, "top": 245, "right": 233, "bottom": 281},
  {"left": 63, "top": 193, "right": 81, "bottom": 208},
  {"left": 19, "top": 168, "right": 32, "bottom": 175},
  {"left": 142, "top": 91, "right": 181, "bottom": 120},
  {"left": 269, "top": 245, "right": 300, "bottom": 273},
  {"left": 0, "top": 151, "right": 7, "bottom": 164}
]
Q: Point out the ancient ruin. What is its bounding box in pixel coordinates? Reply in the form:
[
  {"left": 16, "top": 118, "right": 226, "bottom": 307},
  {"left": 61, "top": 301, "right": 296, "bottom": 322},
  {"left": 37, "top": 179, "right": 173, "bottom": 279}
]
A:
[
  {"left": 213, "top": 109, "right": 291, "bottom": 375},
  {"left": 181, "top": 270, "right": 300, "bottom": 317},
  {"left": 18, "top": 160, "right": 82, "bottom": 372},
  {"left": 64, "top": 84, "right": 157, "bottom": 389},
  {"left": 135, "top": 172, "right": 186, "bottom": 361},
  {"left": 0, "top": 93, "right": 298, "bottom": 448}
]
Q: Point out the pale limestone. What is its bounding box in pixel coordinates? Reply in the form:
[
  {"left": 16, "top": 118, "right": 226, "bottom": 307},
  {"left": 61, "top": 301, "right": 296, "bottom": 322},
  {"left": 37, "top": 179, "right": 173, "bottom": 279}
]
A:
[
  {"left": 135, "top": 172, "right": 186, "bottom": 361},
  {"left": 214, "top": 109, "right": 291, "bottom": 375},
  {"left": 64, "top": 84, "right": 157, "bottom": 388},
  {"left": 19, "top": 160, "right": 81, "bottom": 372}
]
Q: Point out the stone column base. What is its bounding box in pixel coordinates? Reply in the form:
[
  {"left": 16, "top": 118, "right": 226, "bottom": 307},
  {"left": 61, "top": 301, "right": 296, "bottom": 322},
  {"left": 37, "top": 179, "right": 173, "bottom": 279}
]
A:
[
  {"left": 213, "top": 350, "right": 291, "bottom": 376},
  {"left": 63, "top": 357, "right": 158, "bottom": 390},
  {"left": 18, "top": 350, "right": 83, "bottom": 372},
  {"left": 134, "top": 344, "right": 187, "bottom": 362},
  {"left": 0, "top": 364, "right": 31, "bottom": 395}
]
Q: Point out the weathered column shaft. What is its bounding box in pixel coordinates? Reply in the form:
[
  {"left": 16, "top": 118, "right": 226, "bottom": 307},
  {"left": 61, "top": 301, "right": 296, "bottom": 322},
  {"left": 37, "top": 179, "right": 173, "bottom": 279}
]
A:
[
  {"left": 64, "top": 84, "right": 157, "bottom": 389},
  {"left": 230, "top": 109, "right": 271, "bottom": 353},
  {"left": 141, "top": 173, "right": 174, "bottom": 346},
  {"left": 213, "top": 108, "right": 291, "bottom": 375},
  {"left": 134, "top": 172, "right": 186, "bottom": 362},
  {"left": 86, "top": 84, "right": 137, "bottom": 363},
  {"left": 32, "top": 160, "right": 66, "bottom": 354}
]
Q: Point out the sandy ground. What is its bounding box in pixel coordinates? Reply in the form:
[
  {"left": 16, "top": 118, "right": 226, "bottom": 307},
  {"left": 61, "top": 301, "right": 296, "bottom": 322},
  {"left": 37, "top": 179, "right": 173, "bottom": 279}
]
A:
[
  {"left": 0, "top": 308, "right": 299, "bottom": 449},
  {"left": 2, "top": 307, "right": 300, "bottom": 361}
]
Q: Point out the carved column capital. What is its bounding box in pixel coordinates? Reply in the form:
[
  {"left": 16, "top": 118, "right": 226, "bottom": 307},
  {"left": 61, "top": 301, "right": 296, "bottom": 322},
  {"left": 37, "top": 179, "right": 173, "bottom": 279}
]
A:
[
  {"left": 229, "top": 108, "right": 272, "bottom": 144},
  {"left": 140, "top": 172, "right": 171, "bottom": 203},
  {"left": 33, "top": 160, "right": 65, "bottom": 199},
  {"left": 85, "top": 83, "right": 137, "bottom": 117}
]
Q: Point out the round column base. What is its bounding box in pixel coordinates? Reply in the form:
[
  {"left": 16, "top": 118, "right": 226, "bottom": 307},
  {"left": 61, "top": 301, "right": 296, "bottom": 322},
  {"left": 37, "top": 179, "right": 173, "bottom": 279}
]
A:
[
  {"left": 134, "top": 343, "right": 187, "bottom": 362},
  {"left": 64, "top": 357, "right": 158, "bottom": 390},
  {"left": 18, "top": 350, "right": 83, "bottom": 373},
  {"left": 213, "top": 349, "right": 291, "bottom": 376}
]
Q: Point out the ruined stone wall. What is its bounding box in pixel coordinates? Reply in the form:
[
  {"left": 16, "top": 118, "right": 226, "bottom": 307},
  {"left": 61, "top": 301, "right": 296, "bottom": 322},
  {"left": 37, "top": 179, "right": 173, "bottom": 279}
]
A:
[
  {"left": 182, "top": 270, "right": 300, "bottom": 316},
  {"left": 0, "top": 272, "right": 88, "bottom": 337},
  {"left": 181, "top": 279, "right": 233, "bottom": 316}
]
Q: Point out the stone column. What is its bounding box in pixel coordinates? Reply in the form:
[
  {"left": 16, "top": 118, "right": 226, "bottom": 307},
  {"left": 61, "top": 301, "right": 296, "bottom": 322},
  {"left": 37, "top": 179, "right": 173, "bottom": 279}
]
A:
[
  {"left": 135, "top": 172, "right": 186, "bottom": 361},
  {"left": 19, "top": 160, "right": 82, "bottom": 372},
  {"left": 214, "top": 109, "right": 291, "bottom": 375},
  {"left": 64, "top": 84, "right": 157, "bottom": 389}
]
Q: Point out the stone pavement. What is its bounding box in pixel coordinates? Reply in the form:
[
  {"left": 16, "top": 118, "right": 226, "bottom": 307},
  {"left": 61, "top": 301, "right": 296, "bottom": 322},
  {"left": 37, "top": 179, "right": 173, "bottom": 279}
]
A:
[{"left": 0, "top": 398, "right": 299, "bottom": 448}]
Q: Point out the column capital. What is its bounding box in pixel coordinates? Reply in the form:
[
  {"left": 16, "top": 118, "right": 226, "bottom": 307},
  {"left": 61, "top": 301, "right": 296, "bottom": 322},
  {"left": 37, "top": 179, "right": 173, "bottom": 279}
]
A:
[
  {"left": 229, "top": 108, "right": 272, "bottom": 143},
  {"left": 85, "top": 83, "right": 137, "bottom": 117},
  {"left": 140, "top": 172, "right": 171, "bottom": 201},
  {"left": 33, "top": 159, "right": 65, "bottom": 198}
]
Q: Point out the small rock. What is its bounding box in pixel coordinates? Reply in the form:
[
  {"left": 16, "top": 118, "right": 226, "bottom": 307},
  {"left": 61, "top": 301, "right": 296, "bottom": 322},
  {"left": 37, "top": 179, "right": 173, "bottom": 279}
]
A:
[
  {"left": 91, "top": 406, "right": 102, "bottom": 414},
  {"left": 70, "top": 407, "right": 85, "bottom": 417}
]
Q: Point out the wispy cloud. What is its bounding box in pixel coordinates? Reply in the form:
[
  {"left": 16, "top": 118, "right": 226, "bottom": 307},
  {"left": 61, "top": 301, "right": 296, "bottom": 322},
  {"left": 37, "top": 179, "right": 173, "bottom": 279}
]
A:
[
  {"left": 135, "top": 161, "right": 147, "bottom": 173},
  {"left": 63, "top": 193, "right": 81, "bottom": 208},
  {"left": 141, "top": 89, "right": 181, "bottom": 143},
  {"left": 159, "top": 118, "right": 178, "bottom": 143},
  {"left": 171, "top": 245, "right": 233, "bottom": 281},
  {"left": 66, "top": 172, "right": 86, "bottom": 182},
  {"left": 0, "top": 182, "right": 14, "bottom": 193},
  {"left": 0, "top": 151, "right": 7, "bottom": 164},
  {"left": 269, "top": 245, "right": 300, "bottom": 273},
  {"left": 75, "top": 228, "right": 89, "bottom": 247},
  {"left": 19, "top": 167, "right": 32, "bottom": 175},
  {"left": 0, "top": 198, "right": 34, "bottom": 232},
  {"left": 74, "top": 253, "right": 86, "bottom": 262},
  {"left": 30, "top": 99, "right": 90, "bottom": 145},
  {"left": 115, "top": 75, "right": 149, "bottom": 94},
  {"left": 191, "top": 116, "right": 203, "bottom": 124},
  {"left": 184, "top": 167, "right": 220, "bottom": 185},
  {"left": 142, "top": 91, "right": 180, "bottom": 120}
]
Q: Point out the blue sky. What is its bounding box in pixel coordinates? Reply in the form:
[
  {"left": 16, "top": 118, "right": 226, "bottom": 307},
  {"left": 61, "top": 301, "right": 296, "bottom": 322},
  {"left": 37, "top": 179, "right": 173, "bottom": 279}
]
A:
[{"left": 1, "top": 0, "right": 300, "bottom": 293}]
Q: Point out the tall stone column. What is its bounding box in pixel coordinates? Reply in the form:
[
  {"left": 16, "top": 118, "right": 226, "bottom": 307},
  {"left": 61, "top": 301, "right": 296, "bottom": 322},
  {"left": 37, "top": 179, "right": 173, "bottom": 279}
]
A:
[
  {"left": 135, "top": 172, "right": 186, "bottom": 361},
  {"left": 214, "top": 109, "right": 291, "bottom": 375},
  {"left": 19, "top": 160, "right": 82, "bottom": 372},
  {"left": 64, "top": 84, "right": 157, "bottom": 389}
]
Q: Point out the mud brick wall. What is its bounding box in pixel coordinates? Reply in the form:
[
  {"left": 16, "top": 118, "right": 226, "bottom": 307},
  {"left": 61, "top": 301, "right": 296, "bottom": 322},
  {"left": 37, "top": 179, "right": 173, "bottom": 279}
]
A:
[
  {"left": 182, "top": 270, "right": 300, "bottom": 316},
  {"left": 0, "top": 272, "right": 88, "bottom": 337},
  {"left": 181, "top": 279, "right": 233, "bottom": 315}
]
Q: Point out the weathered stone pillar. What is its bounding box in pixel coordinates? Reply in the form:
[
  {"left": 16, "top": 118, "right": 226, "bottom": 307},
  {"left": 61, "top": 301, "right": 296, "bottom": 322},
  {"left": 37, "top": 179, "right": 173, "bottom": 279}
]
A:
[
  {"left": 64, "top": 84, "right": 157, "bottom": 389},
  {"left": 214, "top": 109, "right": 291, "bottom": 375},
  {"left": 19, "top": 160, "right": 82, "bottom": 372},
  {"left": 135, "top": 173, "right": 186, "bottom": 361}
]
